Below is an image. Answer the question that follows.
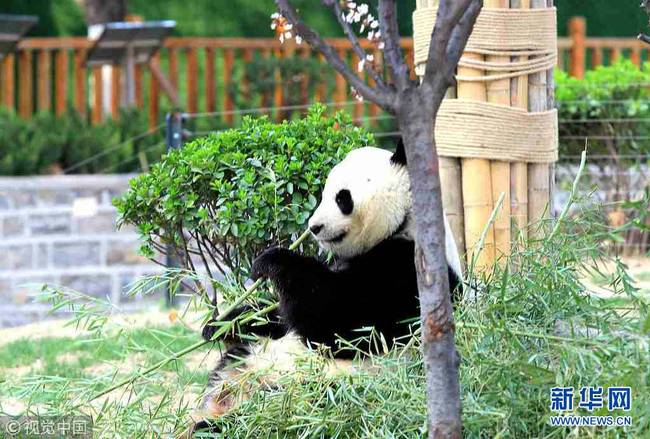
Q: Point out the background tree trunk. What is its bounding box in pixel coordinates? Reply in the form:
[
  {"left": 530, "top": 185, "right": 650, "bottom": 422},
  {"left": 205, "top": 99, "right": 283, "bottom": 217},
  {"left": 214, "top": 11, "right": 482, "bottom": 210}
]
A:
[{"left": 84, "top": 0, "right": 127, "bottom": 25}]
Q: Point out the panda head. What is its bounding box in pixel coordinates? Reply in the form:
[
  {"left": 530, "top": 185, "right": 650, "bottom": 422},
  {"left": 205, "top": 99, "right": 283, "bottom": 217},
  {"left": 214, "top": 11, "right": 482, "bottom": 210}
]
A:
[{"left": 308, "top": 140, "right": 411, "bottom": 258}]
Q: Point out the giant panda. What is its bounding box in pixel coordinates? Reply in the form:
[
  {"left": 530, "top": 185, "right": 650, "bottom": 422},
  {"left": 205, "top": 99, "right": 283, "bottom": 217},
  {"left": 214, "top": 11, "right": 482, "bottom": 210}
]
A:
[{"left": 192, "top": 139, "right": 464, "bottom": 432}]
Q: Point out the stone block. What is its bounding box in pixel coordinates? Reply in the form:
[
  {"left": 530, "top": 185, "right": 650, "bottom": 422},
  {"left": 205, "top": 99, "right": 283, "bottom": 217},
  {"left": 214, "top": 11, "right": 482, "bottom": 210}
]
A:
[
  {"left": 35, "top": 243, "right": 50, "bottom": 268},
  {"left": 106, "top": 241, "right": 148, "bottom": 266},
  {"left": 6, "top": 191, "right": 36, "bottom": 209},
  {"left": 74, "top": 212, "right": 118, "bottom": 234},
  {"left": 0, "top": 194, "right": 10, "bottom": 210},
  {"left": 35, "top": 189, "right": 74, "bottom": 207},
  {"left": 0, "top": 245, "right": 33, "bottom": 271},
  {"left": 29, "top": 214, "right": 71, "bottom": 235},
  {"left": 52, "top": 242, "right": 101, "bottom": 268},
  {"left": 2, "top": 216, "right": 25, "bottom": 237},
  {"left": 59, "top": 274, "right": 112, "bottom": 298}
]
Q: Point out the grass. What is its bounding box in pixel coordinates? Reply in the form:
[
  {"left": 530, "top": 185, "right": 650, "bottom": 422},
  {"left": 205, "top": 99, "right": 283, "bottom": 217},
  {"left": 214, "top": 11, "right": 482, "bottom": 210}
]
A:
[{"left": 1, "top": 198, "right": 649, "bottom": 438}]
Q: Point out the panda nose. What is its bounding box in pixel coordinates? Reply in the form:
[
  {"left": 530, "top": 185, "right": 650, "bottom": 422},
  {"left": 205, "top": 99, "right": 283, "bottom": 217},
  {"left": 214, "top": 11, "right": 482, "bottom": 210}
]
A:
[{"left": 310, "top": 224, "right": 324, "bottom": 236}]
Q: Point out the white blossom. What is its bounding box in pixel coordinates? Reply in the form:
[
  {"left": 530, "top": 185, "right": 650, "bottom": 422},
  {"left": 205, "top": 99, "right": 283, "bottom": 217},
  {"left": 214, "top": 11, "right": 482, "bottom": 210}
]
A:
[
  {"left": 295, "top": 35, "right": 303, "bottom": 45},
  {"left": 350, "top": 86, "right": 364, "bottom": 102},
  {"left": 357, "top": 58, "right": 365, "bottom": 72},
  {"left": 366, "top": 54, "right": 374, "bottom": 62},
  {"left": 357, "top": 3, "right": 369, "bottom": 15}
]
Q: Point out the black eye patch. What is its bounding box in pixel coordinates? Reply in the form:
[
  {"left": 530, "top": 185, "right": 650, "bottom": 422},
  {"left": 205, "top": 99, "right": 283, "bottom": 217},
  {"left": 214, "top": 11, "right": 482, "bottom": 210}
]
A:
[{"left": 335, "top": 189, "right": 354, "bottom": 215}]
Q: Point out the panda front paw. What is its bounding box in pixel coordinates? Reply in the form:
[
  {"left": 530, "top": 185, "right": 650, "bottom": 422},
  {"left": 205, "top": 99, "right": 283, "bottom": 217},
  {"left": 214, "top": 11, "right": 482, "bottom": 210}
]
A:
[{"left": 250, "top": 246, "right": 293, "bottom": 281}]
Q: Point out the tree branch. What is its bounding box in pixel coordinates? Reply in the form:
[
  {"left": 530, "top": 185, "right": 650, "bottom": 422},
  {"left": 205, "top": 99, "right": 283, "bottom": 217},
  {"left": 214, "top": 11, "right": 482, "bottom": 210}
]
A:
[
  {"left": 378, "top": 0, "right": 410, "bottom": 91},
  {"left": 276, "top": 0, "right": 397, "bottom": 112},
  {"left": 323, "top": 0, "right": 386, "bottom": 88},
  {"left": 423, "top": 0, "right": 482, "bottom": 87}
]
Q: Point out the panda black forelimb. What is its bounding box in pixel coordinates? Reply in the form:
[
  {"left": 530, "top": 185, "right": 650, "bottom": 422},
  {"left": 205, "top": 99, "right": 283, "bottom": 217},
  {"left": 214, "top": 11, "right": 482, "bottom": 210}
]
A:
[{"left": 202, "top": 305, "right": 288, "bottom": 343}]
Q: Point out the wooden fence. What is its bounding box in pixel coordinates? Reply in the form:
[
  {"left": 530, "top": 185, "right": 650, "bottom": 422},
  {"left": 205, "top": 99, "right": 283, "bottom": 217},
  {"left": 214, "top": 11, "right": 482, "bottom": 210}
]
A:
[{"left": 0, "top": 17, "right": 645, "bottom": 128}]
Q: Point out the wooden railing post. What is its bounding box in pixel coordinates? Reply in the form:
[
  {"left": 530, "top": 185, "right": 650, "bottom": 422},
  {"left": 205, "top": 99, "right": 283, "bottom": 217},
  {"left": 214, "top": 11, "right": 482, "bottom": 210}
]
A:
[
  {"left": 74, "top": 49, "right": 86, "bottom": 117},
  {"left": 569, "top": 16, "right": 586, "bottom": 79},
  {"left": 55, "top": 49, "right": 69, "bottom": 116},
  {"left": 18, "top": 49, "right": 33, "bottom": 118},
  {"left": 1, "top": 54, "right": 15, "bottom": 110},
  {"left": 38, "top": 50, "right": 52, "bottom": 112}
]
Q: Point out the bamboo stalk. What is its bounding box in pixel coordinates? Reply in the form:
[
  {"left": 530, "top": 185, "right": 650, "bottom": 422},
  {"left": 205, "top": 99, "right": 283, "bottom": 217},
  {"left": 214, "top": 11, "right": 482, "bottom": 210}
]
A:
[
  {"left": 510, "top": 0, "right": 530, "bottom": 245},
  {"left": 487, "top": 0, "right": 511, "bottom": 263},
  {"left": 528, "top": 0, "right": 552, "bottom": 238},
  {"left": 439, "top": 87, "right": 466, "bottom": 272},
  {"left": 459, "top": 6, "right": 494, "bottom": 271}
]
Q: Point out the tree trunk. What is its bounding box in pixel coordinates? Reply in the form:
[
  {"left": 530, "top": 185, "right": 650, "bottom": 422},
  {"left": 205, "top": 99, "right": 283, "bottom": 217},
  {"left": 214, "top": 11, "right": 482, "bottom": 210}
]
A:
[
  {"left": 84, "top": 0, "right": 127, "bottom": 25},
  {"left": 398, "top": 86, "right": 461, "bottom": 438}
]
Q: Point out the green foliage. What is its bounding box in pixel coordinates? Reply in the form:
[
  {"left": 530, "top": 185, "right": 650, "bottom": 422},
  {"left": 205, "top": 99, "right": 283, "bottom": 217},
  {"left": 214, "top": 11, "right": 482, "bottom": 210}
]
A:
[
  {"left": 556, "top": 60, "right": 650, "bottom": 158},
  {"left": 0, "top": 108, "right": 164, "bottom": 176},
  {"left": 114, "top": 105, "right": 373, "bottom": 279},
  {"left": 230, "top": 55, "right": 335, "bottom": 114}
]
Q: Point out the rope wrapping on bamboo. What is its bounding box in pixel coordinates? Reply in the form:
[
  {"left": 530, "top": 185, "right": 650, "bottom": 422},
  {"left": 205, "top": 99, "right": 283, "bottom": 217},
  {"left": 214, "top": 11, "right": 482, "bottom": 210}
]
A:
[
  {"left": 413, "top": 7, "right": 557, "bottom": 80},
  {"left": 436, "top": 99, "right": 558, "bottom": 163}
]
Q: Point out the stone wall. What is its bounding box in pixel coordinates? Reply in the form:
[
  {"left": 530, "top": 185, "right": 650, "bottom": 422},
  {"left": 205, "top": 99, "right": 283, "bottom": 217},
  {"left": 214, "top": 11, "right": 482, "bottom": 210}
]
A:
[{"left": 0, "top": 175, "right": 163, "bottom": 327}]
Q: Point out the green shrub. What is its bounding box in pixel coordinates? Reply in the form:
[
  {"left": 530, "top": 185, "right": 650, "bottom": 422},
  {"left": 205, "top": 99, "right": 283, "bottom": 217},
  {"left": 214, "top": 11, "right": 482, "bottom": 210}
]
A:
[
  {"left": 114, "top": 105, "right": 374, "bottom": 281},
  {"left": 556, "top": 60, "right": 650, "bottom": 158},
  {"left": 0, "top": 108, "right": 164, "bottom": 176}
]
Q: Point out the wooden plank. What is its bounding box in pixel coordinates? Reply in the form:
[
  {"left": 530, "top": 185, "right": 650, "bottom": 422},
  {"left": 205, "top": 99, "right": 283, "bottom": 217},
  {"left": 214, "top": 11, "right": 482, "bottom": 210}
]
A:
[
  {"left": 91, "top": 67, "right": 103, "bottom": 124},
  {"left": 1, "top": 53, "right": 15, "bottom": 110},
  {"left": 111, "top": 66, "right": 120, "bottom": 119},
  {"left": 55, "top": 50, "right": 69, "bottom": 116},
  {"left": 592, "top": 47, "right": 602, "bottom": 68},
  {"left": 631, "top": 45, "right": 642, "bottom": 67},
  {"left": 37, "top": 50, "right": 52, "bottom": 112},
  {"left": 300, "top": 48, "right": 310, "bottom": 108},
  {"left": 149, "top": 53, "right": 160, "bottom": 129},
  {"left": 168, "top": 48, "right": 178, "bottom": 89},
  {"left": 223, "top": 48, "right": 234, "bottom": 123},
  {"left": 134, "top": 64, "right": 143, "bottom": 108},
  {"left": 315, "top": 53, "right": 326, "bottom": 103},
  {"left": 187, "top": 47, "right": 198, "bottom": 113},
  {"left": 569, "top": 16, "right": 586, "bottom": 78},
  {"left": 241, "top": 48, "right": 253, "bottom": 103},
  {"left": 334, "top": 49, "right": 348, "bottom": 107},
  {"left": 261, "top": 49, "right": 271, "bottom": 110},
  {"left": 74, "top": 49, "right": 86, "bottom": 116},
  {"left": 611, "top": 48, "right": 621, "bottom": 63},
  {"left": 19, "top": 37, "right": 92, "bottom": 50},
  {"left": 205, "top": 47, "right": 216, "bottom": 113},
  {"left": 273, "top": 47, "right": 283, "bottom": 121},
  {"left": 18, "top": 50, "right": 33, "bottom": 118}
]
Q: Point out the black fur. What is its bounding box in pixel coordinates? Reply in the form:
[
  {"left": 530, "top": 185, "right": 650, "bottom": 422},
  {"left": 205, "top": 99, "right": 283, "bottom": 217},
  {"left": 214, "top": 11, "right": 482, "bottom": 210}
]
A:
[
  {"left": 390, "top": 137, "right": 407, "bottom": 166},
  {"left": 206, "top": 238, "right": 461, "bottom": 359}
]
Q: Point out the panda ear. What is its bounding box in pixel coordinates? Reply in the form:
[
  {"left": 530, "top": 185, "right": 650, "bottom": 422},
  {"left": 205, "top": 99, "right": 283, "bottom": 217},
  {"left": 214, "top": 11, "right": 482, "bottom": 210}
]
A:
[{"left": 390, "top": 137, "right": 407, "bottom": 166}]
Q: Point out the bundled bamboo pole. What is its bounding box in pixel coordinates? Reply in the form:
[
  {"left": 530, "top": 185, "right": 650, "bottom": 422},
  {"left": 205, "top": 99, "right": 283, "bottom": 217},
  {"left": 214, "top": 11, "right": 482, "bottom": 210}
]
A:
[
  {"left": 459, "top": 3, "right": 494, "bottom": 270},
  {"left": 487, "top": 0, "right": 511, "bottom": 263},
  {"left": 439, "top": 87, "right": 466, "bottom": 271},
  {"left": 528, "top": 0, "right": 552, "bottom": 237},
  {"left": 510, "top": 0, "right": 530, "bottom": 244}
]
